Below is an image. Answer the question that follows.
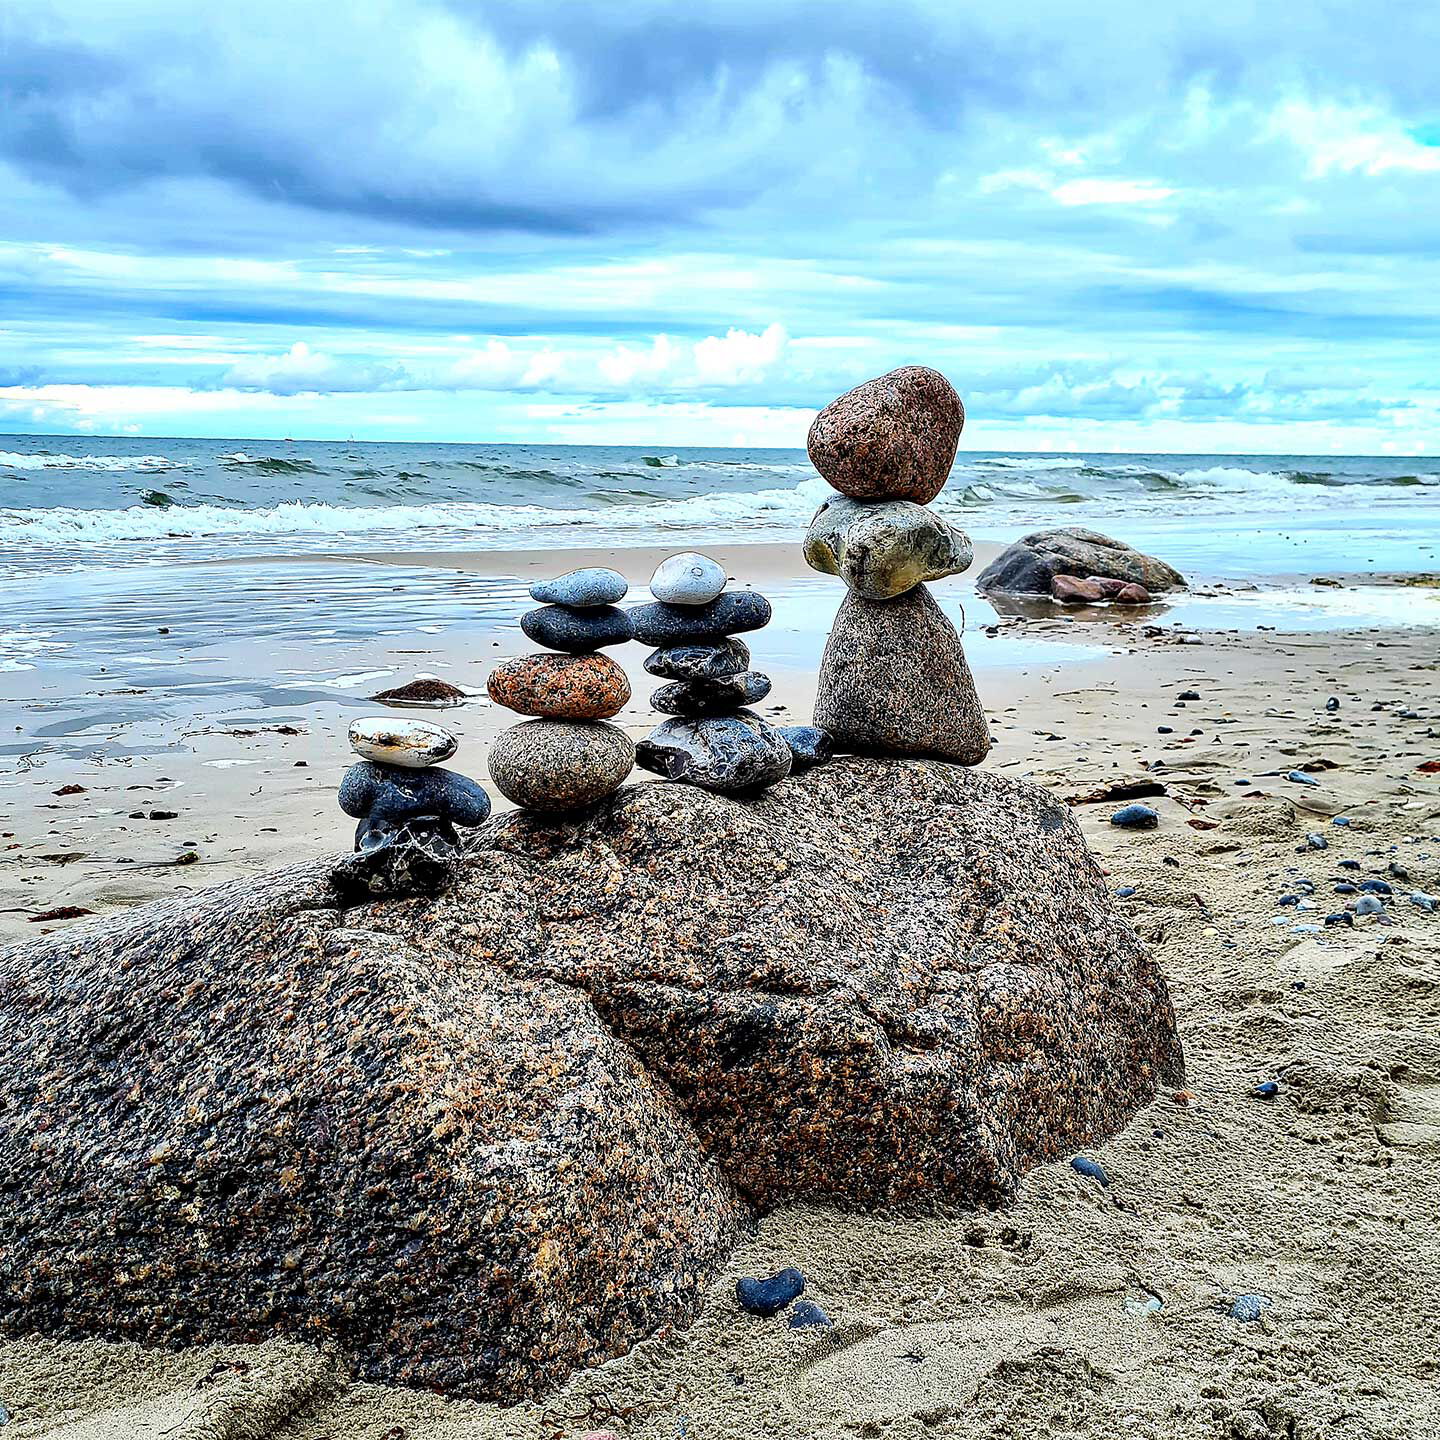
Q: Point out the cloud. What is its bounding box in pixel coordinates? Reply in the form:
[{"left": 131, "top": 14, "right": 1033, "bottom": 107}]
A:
[{"left": 223, "top": 342, "right": 401, "bottom": 395}]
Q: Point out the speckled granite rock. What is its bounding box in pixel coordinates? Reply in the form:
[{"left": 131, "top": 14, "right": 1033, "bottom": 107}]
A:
[
  {"left": 807, "top": 366, "right": 963, "bottom": 504},
  {"left": 0, "top": 760, "right": 1181, "bottom": 1401},
  {"left": 804, "top": 495, "right": 973, "bottom": 599},
  {"left": 488, "top": 719, "right": 635, "bottom": 811},
  {"left": 0, "top": 865, "right": 740, "bottom": 1403},
  {"left": 976, "top": 527, "right": 1186, "bottom": 596},
  {"left": 814, "top": 583, "right": 989, "bottom": 763},
  {"left": 488, "top": 652, "right": 631, "bottom": 720}
]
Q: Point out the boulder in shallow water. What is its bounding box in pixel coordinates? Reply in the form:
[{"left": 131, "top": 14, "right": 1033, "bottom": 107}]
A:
[
  {"left": 814, "top": 583, "right": 989, "bottom": 764},
  {"left": 977, "top": 527, "right": 1185, "bottom": 596},
  {"left": 0, "top": 759, "right": 1182, "bottom": 1401}
]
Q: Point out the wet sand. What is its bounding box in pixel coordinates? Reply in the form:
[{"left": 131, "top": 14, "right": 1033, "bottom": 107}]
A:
[{"left": 1, "top": 546, "right": 1438, "bottom": 1437}]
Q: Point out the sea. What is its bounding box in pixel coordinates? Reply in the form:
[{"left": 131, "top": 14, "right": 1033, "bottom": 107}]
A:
[{"left": 2, "top": 436, "right": 1437, "bottom": 763}]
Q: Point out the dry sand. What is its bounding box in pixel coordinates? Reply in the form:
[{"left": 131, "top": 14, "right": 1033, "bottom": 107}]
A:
[{"left": 1, "top": 544, "right": 1438, "bottom": 1437}]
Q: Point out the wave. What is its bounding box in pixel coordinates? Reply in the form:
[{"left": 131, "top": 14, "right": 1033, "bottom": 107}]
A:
[
  {"left": 0, "top": 475, "right": 836, "bottom": 547},
  {"left": 0, "top": 451, "right": 184, "bottom": 472},
  {"left": 219, "top": 452, "right": 319, "bottom": 473},
  {"left": 972, "top": 456, "right": 1087, "bottom": 470}
]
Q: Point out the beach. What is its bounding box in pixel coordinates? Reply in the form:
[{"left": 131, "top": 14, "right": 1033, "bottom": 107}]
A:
[
  {"left": 1, "top": 590, "right": 1437, "bottom": 1435},
  {"left": 1, "top": 440, "right": 1438, "bottom": 1435}
]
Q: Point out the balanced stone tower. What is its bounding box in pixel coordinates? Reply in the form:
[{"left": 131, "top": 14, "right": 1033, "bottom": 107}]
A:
[
  {"left": 487, "top": 567, "right": 636, "bottom": 811},
  {"left": 632, "top": 552, "right": 794, "bottom": 791},
  {"left": 339, "top": 714, "right": 492, "bottom": 854},
  {"left": 807, "top": 366, "right": 988, "bottom": 763}
]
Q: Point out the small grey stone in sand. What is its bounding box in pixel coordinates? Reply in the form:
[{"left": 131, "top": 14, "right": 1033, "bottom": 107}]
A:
[
  {"left": 650, "top": 552, "right": 726, "bottom": 606},
  {"left": 1306, "top": 833, "right": 1328, "bottom": 850},
  {"left": 1287, "top": 770, "right": 1319, "bottom": 786},
  {"left": 629, "top": 592, "right": 772, "bottom": 646},
  {"left": 488, "top": 720, "right": 635, "bottom": 811},
  {"left": 348, "top": 716, "right": 457, "bottom": 769},
  {"left": 636, "top": 710, "right": 793, "bottom": 793},
  {"left": 777, "top": 725, "right": 834, "bottom": 772},
  {"left": 644, "top": 638, "right": 751, "bottom": 681},
  {"left": 1230, "top": 1294, "right": 1271, "bottom": 1322},
  {"left": 529, "top": 568, "right": 628, "bottom": 608},
  {"left": 651, "top": 672, "right": 772, "bottom": 716},
  {"left": 520, "top": 604, "right": 633, "bottom": 653},
  {"left": 736, "top": 1268, "right": 805, "bottom": 1317},
  {"left": 1355, "top": 895, "right": 1384, "bottom": 916},
  {"left": 804, "top": 495, "right": 973, "bottom": 600},
  {"left": 813, "top": 583, "right": 988, "bottom": 765}
]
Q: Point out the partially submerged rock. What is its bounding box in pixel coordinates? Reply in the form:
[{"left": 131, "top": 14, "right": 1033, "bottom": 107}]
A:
[
  {"left": 0, "top": 760, "right": 1181, "bottom": 1402},
  {"left": 370, "top": 675, "right": 468, "bottom": 707},
  {"left": 976, "top": 527, "right": 1186, "bottom": 596}
]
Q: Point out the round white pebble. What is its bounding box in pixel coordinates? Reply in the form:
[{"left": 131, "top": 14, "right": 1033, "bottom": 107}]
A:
[
  {"left": 348, "top": 716, "right": 457, "bottom": 768},
  {"left": 650, "top": 552, "right": 726, "bottom": 605}
]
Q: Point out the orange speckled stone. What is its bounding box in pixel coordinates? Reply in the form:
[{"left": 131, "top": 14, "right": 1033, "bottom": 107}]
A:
[{"left": 488, "top": 652, "right": 631, "bottom": 720}]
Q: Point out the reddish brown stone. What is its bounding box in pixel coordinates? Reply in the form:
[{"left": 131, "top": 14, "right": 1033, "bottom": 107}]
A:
[
  {"left": 1087, "top": 576, "right": 1130, "bottom": 598},
  {"left": 807, "top": 366, "right": 964, "bottom": 504},
  {"left": 1051, "top": 574, "right": 1107, "bottom": 604},
  {"left": 488, "top": 652, "right": 630, "bottom": 720},
  {"left": 1113, "top": 582, "right": 1154, "bottom": 605}
]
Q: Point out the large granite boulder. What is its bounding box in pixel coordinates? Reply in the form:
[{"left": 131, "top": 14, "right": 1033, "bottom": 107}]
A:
[
  {"left": 0, "top": 760, "right": 1182, "bottom": 1402},
  {"left": 976, "top": 527, "right": 1186, "bottom": 595}
]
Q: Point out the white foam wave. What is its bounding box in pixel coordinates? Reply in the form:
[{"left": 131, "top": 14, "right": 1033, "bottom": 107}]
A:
[
  {"left": 0, "top": 451, "right": 184, "bottom": 472},
  {"left": 0, "top": 474, "right": 835, "bottom": 548},
  {"left": 972, "top": 456, "right": 1087, "bottom": 470}
]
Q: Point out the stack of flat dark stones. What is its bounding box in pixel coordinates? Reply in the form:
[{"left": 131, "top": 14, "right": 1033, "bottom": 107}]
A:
[
  {"left": 486, "top": 568, "right": 636, "bottom": 811},
  {"left": 633, "top": 553, "right": 804, "bottom": 791},
  {"left": 806, "top": 366, "right": 989, "bottom": 764},
  {"left": 338, "top": 715, "right": 491, "bottom": 856}
]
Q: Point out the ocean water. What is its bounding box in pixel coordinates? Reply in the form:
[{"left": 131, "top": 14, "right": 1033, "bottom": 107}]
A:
[
  {"left": 2, "top": 437, "right": 1438, "bottom": 752},
  {"left": 2, "top": 435, "right": 1438, "bottom": 579}
]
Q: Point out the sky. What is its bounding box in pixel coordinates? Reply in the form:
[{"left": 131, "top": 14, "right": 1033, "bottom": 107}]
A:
[{"left": 2, "top": 1, "right": 1439, "bottom": 453}]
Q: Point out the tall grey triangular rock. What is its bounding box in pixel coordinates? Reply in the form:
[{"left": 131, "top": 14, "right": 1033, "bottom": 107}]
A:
[{"left": 814, "top": 583, "right": 988, "bottom": 764}]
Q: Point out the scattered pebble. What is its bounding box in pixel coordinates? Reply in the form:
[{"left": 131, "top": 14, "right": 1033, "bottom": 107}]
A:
[
  {"left": 1359, "top": 878, "right": 1392, "bottom": 894},
  {"left": 1410, "top": 892, "right": 1438, "bottom": 913},
  {"left": 1230, "top": 1294, "right": 1272, "bottom": 1323},
  {"left": 1332, "top": 816, "right": 1351, "bottom": 827},
  {"left": 1178, "top": 690, "right": 1201, "bottom": 700},
  {"left": 1324, "top": 911, "right": 1354, "bottom": 927},
  {"left": 1356, "top": 896, "right": 1384, "bottom": 916},
  {"left": 1287, "top": 771, "right": 1319, "bottom": 786},
  {"left": 1326, "top": 697, "right": 1340, "bottom": 711},
  {"left": 786, "top": 1299, "right": 832, "bottom": 1329},
  {"left": 1070, "top": 1156, "right": 1109, "bottom": 1186},
  {"left": 1252, "top": 1080, "right": 1279, "bottom": 1099},
  {"left": 1305, "top": 833, "right": 1327, "bottom": 851},
  {"left": 736, "top": 1268, "right": 806, "bottom": 1317},
  {"left": 1116, "top": 885, "right": 1137, "bottom": 898}
]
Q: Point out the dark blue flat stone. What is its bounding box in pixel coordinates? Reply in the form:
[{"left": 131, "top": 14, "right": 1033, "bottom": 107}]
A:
[
  {"left": 787, "top": 1299, "right": 832, "bottom": 1329},
  {"left": 339, "top": 761, "right": 492, "bottom": 829},
  {"left": 736, "top": 1267, "right": 805, "bottom": 1317},
  {"left": 520, "top": 604, "right": 633, "bottom": 652},
  {"left": 1070, "top": 1156, "right": 1109, "bottom": 1185},
  {"left": 778, "top": 725, "right": 834, "bottom": 771},
  {"left": 643, "top": 637, "right": 750, "bottom": 681},
  {"left": 629, "top": 591, "right": 771, "bottom": 645},
  {"left": 651, "top": 671, "right": 772, "bottom": 716}
]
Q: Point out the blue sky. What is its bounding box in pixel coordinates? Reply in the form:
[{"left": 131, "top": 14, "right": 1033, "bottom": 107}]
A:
[{"left": 2, "top": 1, "right": 1439, "bottom": 452}]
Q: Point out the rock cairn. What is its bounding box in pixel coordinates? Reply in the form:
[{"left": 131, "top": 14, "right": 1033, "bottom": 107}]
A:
[
  {"left": 806, "top": 366, "right": 989, "bottom": 764},
  {"left": 339, "top": 715, "right": 491, "bottom": 855},
  {"left": 487, "top": 568, "right": 636, "bottom": 811},
  {"left": 632, "top": 553, "right": 794, "bottom": 792}
]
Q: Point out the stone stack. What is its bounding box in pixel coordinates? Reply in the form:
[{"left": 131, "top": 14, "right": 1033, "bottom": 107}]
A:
[
  {"left": 487, "top": 568, "right": 636, "bottom": 811},
  {"left": 339, "top": 715, "right": 491, "bottom": 855},
  {"left": 806, "top": 366, "right": 989, "bottom": 764},
  {"left": 632, "top": 553, "right": 794, "bottom": 792}
]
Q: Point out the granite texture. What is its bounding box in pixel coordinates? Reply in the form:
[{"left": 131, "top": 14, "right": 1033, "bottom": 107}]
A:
[
  {"left": 487, "top": 719, "right": 635, "bottom": 811},
  {"left": 976, "top": 527, "right": 1186, "bottom": 595},
  {"left": 806, "top": 366, "right": 963, "bottom": 504},
  {"left": 0, "top": 761, "right": 1181, "bottom": 1402},
  {"left": 804, "top": 495, "right": 973, "bottom": 599},
  {"left": 487, "top": 652, "right": 631, "bottom": 720},
  {"left": 814, "top": 583, "right": 990, "bottom": 764}
]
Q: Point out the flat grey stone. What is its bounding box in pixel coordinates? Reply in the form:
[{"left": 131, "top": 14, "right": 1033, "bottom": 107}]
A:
[
  {"left": 530, "top": 568, "right": 628, "bottom": 607},
  {"left": 644, "top": 638, "right": 751, "bottom": 681}
]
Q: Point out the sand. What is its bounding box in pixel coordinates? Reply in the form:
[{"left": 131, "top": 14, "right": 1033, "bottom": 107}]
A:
[{"left": 1, "top": 544, "right": 1438, "bottom": 1436}]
